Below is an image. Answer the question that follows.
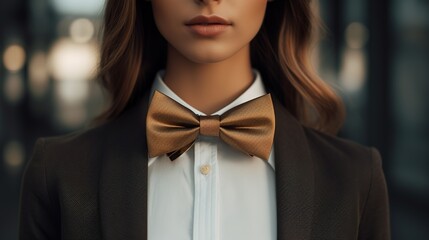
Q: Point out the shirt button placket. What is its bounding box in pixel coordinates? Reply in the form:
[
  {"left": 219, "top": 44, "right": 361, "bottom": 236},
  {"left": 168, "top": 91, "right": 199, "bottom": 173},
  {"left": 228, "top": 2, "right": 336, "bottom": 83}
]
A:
[{"left": 193, "top": 138, "right": 219, "bottom": 240}]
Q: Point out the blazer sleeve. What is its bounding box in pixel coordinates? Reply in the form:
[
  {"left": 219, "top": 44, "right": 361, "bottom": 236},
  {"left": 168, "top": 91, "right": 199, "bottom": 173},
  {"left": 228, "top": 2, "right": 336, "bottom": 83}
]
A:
[
  {"left": 358, "top": 147, "right": 391, "bottom": 240},
  {"left": 18, "top": 138, "right": 61, "bottom": 239}
]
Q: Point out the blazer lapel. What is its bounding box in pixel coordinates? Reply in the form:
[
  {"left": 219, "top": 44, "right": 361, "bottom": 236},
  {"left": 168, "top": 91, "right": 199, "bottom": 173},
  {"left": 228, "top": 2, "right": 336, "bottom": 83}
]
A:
[
  {"left": 271, "top": 94, "right": 315, "bottom": 239},
  {"left": 98, "top": 90, "right": 315, "bottom": 240},
  {"left": 98, "top": 90, "right": 150, "bottom": 239}
]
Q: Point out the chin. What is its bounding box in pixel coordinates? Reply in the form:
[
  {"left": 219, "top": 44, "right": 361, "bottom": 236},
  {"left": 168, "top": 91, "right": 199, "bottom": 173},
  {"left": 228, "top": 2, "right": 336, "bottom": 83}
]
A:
[
  {"left": 181, "top": 47, "right": 241, "bottom": 64},
  {"left": 187, "top": 54, "right": 231, "bottom": 64}
]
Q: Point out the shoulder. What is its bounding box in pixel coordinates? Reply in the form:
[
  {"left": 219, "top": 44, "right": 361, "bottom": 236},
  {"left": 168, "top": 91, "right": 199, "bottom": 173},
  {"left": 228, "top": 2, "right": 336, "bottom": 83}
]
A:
[
  {"left": 296, "top": 128, "right": 390, "bottom": 238},
  {"left": 28, "top": 120, "right": 119, "bottom": 177},
  {"left": 35, "top": 124, "right": 107, "bottom": 158},
  {"left": 301, "top": 126, "right": 383, "bottom": 196},
  {"left": 302, "top": 126, "right": 382, "bottom": 168},
  {"left": 21, "top": 123, "right": 118, "bottom": 203},
  {"left": 19, "top": 122, "right": 118, "bottom": 233},
  {"left": 301, "top": 127, "right": 390, "bottom": 238},
  {"left": 30, "top": 97, "right": 146, "bottom": 168}
]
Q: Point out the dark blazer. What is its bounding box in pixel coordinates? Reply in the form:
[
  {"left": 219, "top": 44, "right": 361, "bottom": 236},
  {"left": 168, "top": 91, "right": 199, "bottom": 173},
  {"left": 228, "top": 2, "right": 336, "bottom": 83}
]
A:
[{"left": 18, "top": 89, "right": 391, "bottom": 240}]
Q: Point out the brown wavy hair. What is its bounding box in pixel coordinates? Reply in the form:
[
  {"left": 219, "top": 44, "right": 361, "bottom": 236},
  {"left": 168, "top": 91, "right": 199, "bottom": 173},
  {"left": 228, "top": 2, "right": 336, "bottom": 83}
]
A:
[{"left": 94, "top": 0, "right": 345, "bottom": 134}]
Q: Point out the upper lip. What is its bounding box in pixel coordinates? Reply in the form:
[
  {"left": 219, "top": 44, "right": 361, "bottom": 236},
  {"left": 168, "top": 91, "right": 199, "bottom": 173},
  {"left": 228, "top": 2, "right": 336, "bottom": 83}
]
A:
[{"left": 185, "top": 15, "right": 232, "bottom": 25}]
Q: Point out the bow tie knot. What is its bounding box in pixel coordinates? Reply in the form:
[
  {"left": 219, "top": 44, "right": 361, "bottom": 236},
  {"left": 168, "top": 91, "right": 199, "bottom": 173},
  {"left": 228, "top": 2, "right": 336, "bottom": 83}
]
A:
[{"left": 199, "top": 115, "right": 220, "bottom": 137}]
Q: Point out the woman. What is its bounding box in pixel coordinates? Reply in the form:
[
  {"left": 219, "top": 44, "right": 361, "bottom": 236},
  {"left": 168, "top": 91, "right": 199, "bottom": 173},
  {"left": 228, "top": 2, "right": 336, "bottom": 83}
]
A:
[{"left": 19, "top": 0, "right": 391, "bottom": 239}]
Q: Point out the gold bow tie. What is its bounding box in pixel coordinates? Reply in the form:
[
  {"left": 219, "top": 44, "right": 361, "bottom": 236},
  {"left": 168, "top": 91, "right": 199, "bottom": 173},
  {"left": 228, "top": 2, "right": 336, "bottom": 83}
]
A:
[{"left": 146, "top": 90, "right": 275, "bottom": 161}]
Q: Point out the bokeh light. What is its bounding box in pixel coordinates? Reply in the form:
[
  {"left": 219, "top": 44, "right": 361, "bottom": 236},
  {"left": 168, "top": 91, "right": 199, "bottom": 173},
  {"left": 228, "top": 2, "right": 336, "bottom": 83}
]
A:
[
  {"left": 339, "top": 49, "right": 367, "bottom": 92},
  {"left": 70, "top": 18, "right": 95, "bottom": 43},
  {"left": 345, "top": 22, "right": 369, "bottom": 49},
  {"left": 29, "top": 51, "right": 50, "bottom": 98},
  {"left": 3, "top": 44, "right": 26, "bottom": 72},
  {"left": 339, "top": 22, "right": 369, "bottom": 93},
  {"left": 54, "top": 102, "right": 88, "bottom": 129},
  {"left": 3, "top": 141, "right": 25, "bottom": 170},
  {"left": 47, "top": 37, "right": 99, "bottom": 82},
  {"left": 3, "top": 73, "right": 25, "bottom": 104},
  {"left": 54, "top": 78, "right": 90, "bottom": 104}
]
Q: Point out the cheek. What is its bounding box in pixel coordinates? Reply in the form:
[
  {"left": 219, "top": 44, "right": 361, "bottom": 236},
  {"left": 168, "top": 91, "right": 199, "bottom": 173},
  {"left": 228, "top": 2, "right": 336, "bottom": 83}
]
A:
[
  {"left": 151, "top": 1, "right": 184, "bottom": 42},
  {"left": 235, "top": 1, "right": 267, "bottom": 38}
]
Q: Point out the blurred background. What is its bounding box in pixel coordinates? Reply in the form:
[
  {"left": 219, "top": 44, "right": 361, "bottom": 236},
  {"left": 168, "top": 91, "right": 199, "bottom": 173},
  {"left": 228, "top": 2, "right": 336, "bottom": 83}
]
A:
[{"left": 0, "top": 0, "right": 428, "bottom": 239}]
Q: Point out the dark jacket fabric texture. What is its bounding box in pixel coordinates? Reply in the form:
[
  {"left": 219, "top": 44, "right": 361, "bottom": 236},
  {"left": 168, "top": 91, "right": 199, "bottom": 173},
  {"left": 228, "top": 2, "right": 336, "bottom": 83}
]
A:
[{"left": 18, "top": 89, "right": 391, "bottom": 240}]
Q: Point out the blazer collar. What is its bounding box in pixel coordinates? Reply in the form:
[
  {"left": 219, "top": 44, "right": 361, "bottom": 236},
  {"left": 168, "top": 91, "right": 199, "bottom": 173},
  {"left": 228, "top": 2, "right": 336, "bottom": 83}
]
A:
[{"left": 98, "top": 90, "right": 315, "bottom": 239}]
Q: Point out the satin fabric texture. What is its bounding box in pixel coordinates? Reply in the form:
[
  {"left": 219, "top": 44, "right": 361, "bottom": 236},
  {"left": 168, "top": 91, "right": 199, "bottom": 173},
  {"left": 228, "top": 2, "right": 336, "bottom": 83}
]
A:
[{"left": 146, "top": 90, "right": 275, "bottom": 161}]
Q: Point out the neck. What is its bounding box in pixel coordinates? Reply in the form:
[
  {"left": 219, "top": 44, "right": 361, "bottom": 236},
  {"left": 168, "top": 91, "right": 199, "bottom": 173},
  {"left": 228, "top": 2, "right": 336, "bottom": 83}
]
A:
[{"left": 163, "top": 44, "right": 254, "bottom": 115}]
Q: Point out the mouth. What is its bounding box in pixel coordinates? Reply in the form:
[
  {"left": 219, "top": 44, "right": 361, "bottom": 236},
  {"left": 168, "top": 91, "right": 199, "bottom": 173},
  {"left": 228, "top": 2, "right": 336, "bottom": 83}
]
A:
[
  {"left": 185, "top": 15, "right": 232, "bottom": 26},
  {"left": 185, "top": 15, "right": 232, "bottom": 37}
]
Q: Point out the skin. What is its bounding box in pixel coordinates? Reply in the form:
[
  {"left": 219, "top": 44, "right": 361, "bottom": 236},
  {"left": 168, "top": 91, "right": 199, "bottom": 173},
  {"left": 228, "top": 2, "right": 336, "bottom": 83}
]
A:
[{"left": 150, "top": 0, "right": 270, "bottom": 114}]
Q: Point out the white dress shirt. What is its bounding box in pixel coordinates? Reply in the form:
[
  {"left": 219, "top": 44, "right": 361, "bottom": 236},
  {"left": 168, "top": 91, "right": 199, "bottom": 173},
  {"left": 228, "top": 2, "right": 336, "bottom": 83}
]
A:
[{"left": 147, "top": 69, "right": 277, "bottom": 240}]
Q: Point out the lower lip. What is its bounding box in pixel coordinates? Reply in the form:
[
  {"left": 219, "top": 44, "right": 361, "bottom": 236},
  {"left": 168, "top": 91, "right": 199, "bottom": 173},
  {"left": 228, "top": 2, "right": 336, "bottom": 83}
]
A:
[{"left": 186, "top": 24, "right": 231, "bottom": 37}]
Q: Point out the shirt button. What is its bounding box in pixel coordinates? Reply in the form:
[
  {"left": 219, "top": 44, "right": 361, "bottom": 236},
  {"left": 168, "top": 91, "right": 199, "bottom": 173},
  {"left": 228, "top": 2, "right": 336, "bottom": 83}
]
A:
[{"left": 200, "top": 164, "right": 211, "bottom": 175}]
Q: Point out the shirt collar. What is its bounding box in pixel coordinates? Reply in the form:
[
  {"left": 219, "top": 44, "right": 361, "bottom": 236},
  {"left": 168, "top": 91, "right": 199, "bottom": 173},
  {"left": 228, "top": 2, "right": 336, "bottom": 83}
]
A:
[{"left": 148, "top": 69, "right": 275, "bottom": 170}]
